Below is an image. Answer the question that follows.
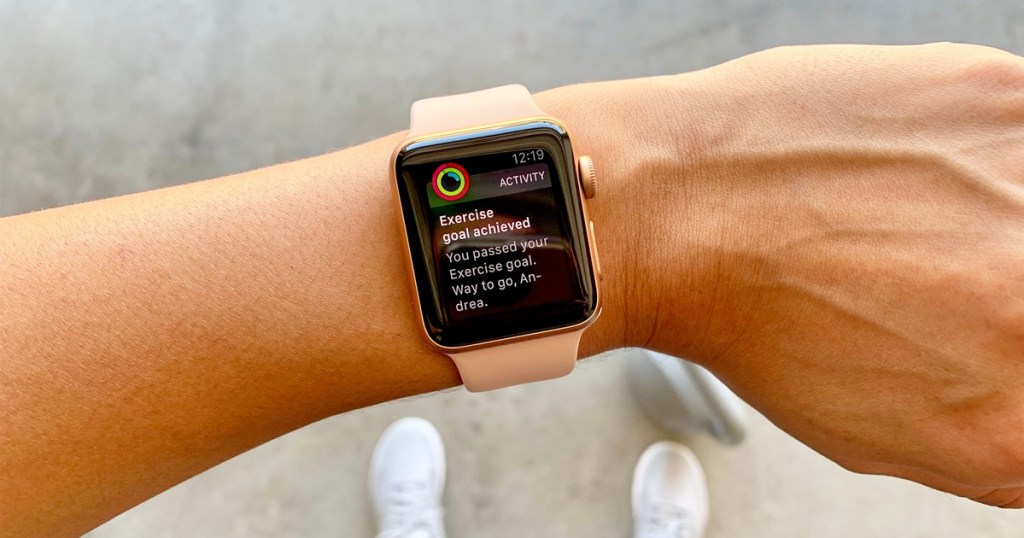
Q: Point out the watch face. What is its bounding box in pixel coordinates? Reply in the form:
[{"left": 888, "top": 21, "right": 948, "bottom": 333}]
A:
[{"left": 395, "top": 121, "right": 597, "bottom": 347}]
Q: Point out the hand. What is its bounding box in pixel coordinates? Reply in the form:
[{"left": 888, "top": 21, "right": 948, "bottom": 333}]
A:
[{"left": 576, "top": 43, "right": 1024, "bottom": 507}]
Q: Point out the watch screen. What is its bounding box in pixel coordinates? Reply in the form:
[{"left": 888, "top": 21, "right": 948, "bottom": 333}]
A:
[{"left": 395, "top": 122, "right": 597, "bottom": 347}]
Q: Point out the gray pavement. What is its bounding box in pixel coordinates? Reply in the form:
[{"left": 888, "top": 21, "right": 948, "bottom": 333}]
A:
[{"left": 2, "top": 1, "right": 1022, "bottom": 536}]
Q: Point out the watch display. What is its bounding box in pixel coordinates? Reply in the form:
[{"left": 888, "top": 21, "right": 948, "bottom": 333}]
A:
[{"left": 395, "top": 122, "right": 597, "bottom": 347}]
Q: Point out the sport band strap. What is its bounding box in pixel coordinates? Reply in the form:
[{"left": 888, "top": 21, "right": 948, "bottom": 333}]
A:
[
  {"left": 409, "top": 85, "right": 543, "bottom": 138},
  {"left": 408, "top": 85, "right": 584, "bottom": 392},
  {"left": 449, "top": 331, "right": 582, "bottom": 392}
]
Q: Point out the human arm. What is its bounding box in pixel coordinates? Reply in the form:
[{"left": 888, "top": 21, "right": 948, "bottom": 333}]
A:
[
  {"left": 626, "top": 43, "right": 1024, "bottom": 507},
  {"left": 0, "top": 85, "right": 646, "bottom": 537},
  {"left": 2, "top": 42, "right": 1023, "bottom": 537}
]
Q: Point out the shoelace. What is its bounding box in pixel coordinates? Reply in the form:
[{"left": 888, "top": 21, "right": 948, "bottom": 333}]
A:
[
  {"left": 636, "top": 500, "right": 692, "bottom": 538},
  {"left": 377, "top": 480, "right": 445, "bottom": 538}
]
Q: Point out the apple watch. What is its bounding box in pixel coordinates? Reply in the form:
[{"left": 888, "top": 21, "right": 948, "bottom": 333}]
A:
[{"left": 391, "top": 85, "right": 601, "bottom": 392}]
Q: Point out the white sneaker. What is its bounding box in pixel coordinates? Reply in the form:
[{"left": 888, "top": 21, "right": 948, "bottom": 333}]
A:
[
  {"left": 370, "top": 417, "right": 447, "bottom": 538},
  {"left": 632, "top": 441, "right": 709, "bottom": 538}
]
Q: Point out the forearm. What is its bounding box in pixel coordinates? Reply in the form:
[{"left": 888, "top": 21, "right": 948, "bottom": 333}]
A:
[
  {"left": 0, "top": 79, "right": 702, "bottom": 536},
  {"left": 0, "top": 134, "right": 435, "bottom": 535},
  {"left": 7, "top": 42, "right": 1020, "bottom": 536}
]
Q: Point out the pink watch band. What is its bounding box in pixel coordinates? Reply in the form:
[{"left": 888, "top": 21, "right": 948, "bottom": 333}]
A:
[
  {"left": 409, "top": 85, "right": 543, "bottom": 137},
  {"left": 449, "top": 331, "right": 583, "bottom": 392},
  {"left": 409, "top": 85, "right": 585, "bottom": 392}
]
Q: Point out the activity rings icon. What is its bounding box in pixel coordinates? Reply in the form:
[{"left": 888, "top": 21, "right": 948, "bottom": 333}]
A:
[{"left": 432, "top": 162, "right": 470, "bottom": 201}]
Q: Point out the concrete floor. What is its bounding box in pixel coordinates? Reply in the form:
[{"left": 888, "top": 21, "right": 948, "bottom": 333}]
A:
[{"left": 2, "top": 1, "right": 1023, "bottom": 536}]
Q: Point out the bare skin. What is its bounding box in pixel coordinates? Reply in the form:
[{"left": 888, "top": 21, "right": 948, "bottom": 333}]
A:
[{"left": 1, "top": 43, "right": 1022, "bottom": 536}]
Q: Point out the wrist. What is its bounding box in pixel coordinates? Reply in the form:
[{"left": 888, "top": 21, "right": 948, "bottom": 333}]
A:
[{"left": 536, "top": 76, "right": 740, "bottom": 361}]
